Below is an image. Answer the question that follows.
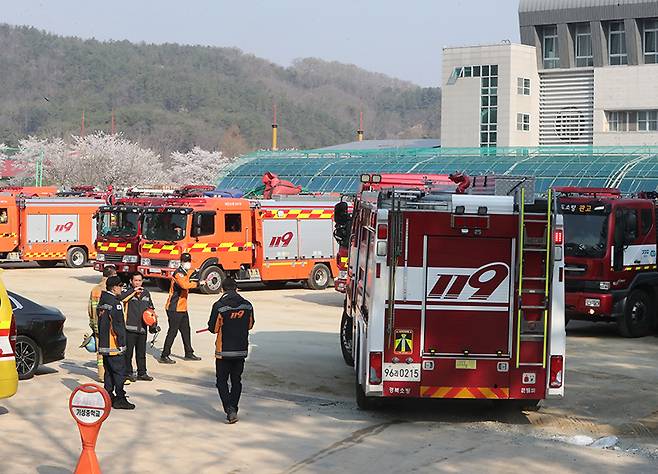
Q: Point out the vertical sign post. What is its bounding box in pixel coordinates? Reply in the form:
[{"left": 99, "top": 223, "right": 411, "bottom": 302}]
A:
[{"left": 69, "top": 383, "right": 112, "bottom": 474}]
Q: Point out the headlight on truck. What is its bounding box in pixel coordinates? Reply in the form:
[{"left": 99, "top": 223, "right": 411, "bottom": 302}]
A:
[
  {"left": 599, "top": 281, "right": 611, "bottom": 290},
  {"left": 168, "top": 260, "right": 180, "bottom": 269},
  {"left": 122, "top": 255, "right": 138, "bottom": 264},
  {"left": 96, "top": 254, "right": 105, "bottom": 262},
  {"left": 140, "top": 258, "right": 151, "bottom": 266}
]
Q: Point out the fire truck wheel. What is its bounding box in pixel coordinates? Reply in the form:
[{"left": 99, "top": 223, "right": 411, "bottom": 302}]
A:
[
  {"left": 156, "top": 278, "right": 171, "bottom": 292},
  {"left": 15, "top": 336, "right": 41, "bottom": 380},
  {"left": 65, "top": 247, "right": 87, "bottom": 268},
  {"left": 36, "top": 260, "right": 58, "bottom": 268},
  {"left": 618, "top": 290, "right": 653, "bottom": 338},
  {"left": 200, "top": 266, "right": 225, "bottom": 295},
  {"left": 355, "top": 375, "right": 376, "bottom": 411},
  {"left": 307, "top": 264, "right": 331, "bottom": 290},
  {"left": 340, "top": 305, "right": 354, "bottom": 366}
]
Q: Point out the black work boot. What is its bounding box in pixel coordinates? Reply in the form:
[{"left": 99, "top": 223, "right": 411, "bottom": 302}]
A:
[
  {"left": 159, "top": 356, "right": 176, "bottom": 364},
  {"left": 136, "top": 373, "right": 154, "bottom": 381},
  {"left": 184, "top": 354, "right": 202, "bottom": 361},
  {"left": 227, "top": 408, "right": 239, "bottom": 424},
  {"left": 113, "top": 397, "right": 136, "bottom": 410}
]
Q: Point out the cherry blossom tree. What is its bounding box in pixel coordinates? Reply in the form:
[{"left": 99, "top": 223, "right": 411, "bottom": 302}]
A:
[
  {"left": 10, "top": 133, "right": 167, "bottom": 187},
  {"left": 169, "top": 146, "right": 234, "bottom": 185}
]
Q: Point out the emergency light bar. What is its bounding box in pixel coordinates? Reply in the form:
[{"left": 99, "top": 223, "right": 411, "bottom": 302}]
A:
[{"left": 553, "top": 187, "right": 621, "bottom": 198}]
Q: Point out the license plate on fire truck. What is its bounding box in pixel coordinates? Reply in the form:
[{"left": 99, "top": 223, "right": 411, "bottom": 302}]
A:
[{"left": 383, "top": 363, "right": 421, "bottom": 382}]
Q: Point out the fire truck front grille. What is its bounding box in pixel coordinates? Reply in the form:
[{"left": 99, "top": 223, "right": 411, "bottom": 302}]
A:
[
  {"left": 105, "top": 254, "right": 123, "bottom": 263},
  {"left": 150, "top": 259, "right": 171, "bottom": 268}
]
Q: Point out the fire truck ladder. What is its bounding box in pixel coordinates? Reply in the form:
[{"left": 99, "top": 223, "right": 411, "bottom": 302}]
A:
[{"left": 515, "top": 188, "right": 552, "bottom": 369}]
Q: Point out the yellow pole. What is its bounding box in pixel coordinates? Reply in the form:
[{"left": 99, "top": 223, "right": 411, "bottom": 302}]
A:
[
  {"left": 357, "top": 111, "right": 364, "bottom": 141},
  {"left": 272, "top": 124, "right": 278, "bottom": 151}
]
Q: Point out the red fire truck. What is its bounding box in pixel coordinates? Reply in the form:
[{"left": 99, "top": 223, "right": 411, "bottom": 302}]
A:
[
  {"left": 342, "top": 174, "right": 566, "bottom": 410},
  {"left": 138, "top": 195, "right": 342, "bottom": 293},
  {"left": 558, "top": 187, "right": 658, "bottom": 337},
  {"left": 94, "top": 187, "right": 192, "bottom": 279}
]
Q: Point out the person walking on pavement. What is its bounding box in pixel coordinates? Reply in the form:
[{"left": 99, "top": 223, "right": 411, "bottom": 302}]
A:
[
  {"left": 121, "top": 272, "right": 155, "bottom": 382},
  {"left": 159, "top": 253, "right": 202, "bottom": 364},
  {"left": 88, "top": 265, "right": 117, "bottom": 382},
  {"left": 207, "top": 277, "right": 254, "bottom": 424},
  {"left": 97, "top": 276, "right": 135, "bottom": 410}
]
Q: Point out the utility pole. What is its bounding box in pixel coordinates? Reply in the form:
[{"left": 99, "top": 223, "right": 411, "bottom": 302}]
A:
[{"left": 357, "top": 111, "right": 364, "bottom": 141}]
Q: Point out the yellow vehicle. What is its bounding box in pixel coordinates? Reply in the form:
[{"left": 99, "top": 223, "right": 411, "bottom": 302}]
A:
[{"left": 0, "top": 273, "right": 18, "bottom": 399}]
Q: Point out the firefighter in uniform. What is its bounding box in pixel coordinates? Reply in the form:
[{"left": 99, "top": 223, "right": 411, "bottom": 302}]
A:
[
  {"left": 159, "top": 253, "right": 202, "bottom": 364},
  {"left": 121, "top": 272, "right": 154, "bottom": 382},
  {"left": 88, "top": 265, "right": 117, "bottom": 381},
  {"left": 97, "top": 276, "right": 135, "bottom": 410},
  {"left": 207, "top": 277, "right": 254, "bottom": 424}
]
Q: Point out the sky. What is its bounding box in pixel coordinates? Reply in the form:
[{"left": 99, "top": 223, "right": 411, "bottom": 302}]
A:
[{"left": 0, "top": 0, "right": 521, "bottom": 87}]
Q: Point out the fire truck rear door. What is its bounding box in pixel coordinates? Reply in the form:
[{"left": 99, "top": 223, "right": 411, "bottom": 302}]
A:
[{"left": 423, "top": 235, "right": 514, "bottom": 357}]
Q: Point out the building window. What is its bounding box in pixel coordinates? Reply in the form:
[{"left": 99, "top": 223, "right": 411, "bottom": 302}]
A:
[
  {"left": 517, "top": 77, "right": 530, "bottom": 95},
  {"left": 575, "top": 23, "right": 593, "bottom": 67},
  {"left": 542, "top": 25, "right": 560, "bottom": 69},
  {"left": 606, "top": 110, "right": 658, "bottom": 132},
  {"left": 608, "top": 21, "right": 628, "bottom": 65},
  {"left": 480, "top": 64, "right": 498, "bottom": 148},
  {"left": 644, "top": 19, "right": 658, "bottom": 64},
  {"left": 517, "top": 113, "right": 530, "bottom": 131},
  {"left": 638, "top": 111, "right": 658, "bottom": 131}
]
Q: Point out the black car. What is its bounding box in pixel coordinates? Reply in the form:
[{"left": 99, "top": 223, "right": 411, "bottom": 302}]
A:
[{"left": 9, "top": 291, "right": 67, "bottom": 379}]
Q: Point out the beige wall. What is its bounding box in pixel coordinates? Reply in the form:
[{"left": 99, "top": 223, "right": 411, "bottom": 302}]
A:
[
  {"left": 441, "top": 44, "right": 539, "bottom": 148},
  {"left": 594, "top": 64, "right": 658, "bottom": 146},
  {"left": 506, "top": 47, "right": 540, "bottom": 147}
]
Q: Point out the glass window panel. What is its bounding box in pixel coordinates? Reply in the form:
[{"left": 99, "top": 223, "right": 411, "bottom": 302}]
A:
[
  {"left": 490, "top": 65, "right": 498, "bottom": 75},
  {"left": 473, "top": 65, "right": 481, "bottom": 76}
]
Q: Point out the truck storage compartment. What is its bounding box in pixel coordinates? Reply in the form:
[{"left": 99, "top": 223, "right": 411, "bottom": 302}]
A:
[{"left": 423, "top": 236, "right": 513, "bottom": 357}]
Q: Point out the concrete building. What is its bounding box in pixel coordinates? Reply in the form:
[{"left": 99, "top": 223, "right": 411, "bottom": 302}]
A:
[{"left": 441, "top": 0, "right": 658, "bottom": 147}]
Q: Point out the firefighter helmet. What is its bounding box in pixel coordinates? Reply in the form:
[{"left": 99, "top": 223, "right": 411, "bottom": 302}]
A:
[
  {"left": 80, "top": 334, "right": 96, "bottom": 353},
  {"left": 143, "top": 308, "right": 158, "bottom": 326}
]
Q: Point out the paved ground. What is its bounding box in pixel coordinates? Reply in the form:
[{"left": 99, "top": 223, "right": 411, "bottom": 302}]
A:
[{"left": 1, "top": 266, "right": 658, "bottom": 473}]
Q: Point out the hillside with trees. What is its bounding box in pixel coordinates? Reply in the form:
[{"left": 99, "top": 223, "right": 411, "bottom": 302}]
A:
[{"left": 0, "top": 24, "right": 441, "bottom": 157}]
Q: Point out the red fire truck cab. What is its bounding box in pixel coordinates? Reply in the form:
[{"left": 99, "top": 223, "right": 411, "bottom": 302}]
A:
[
  {"left": 558, "top": 187, "right": 658, "bottom": 337},
  {"left": 343, "top": 175, "right": 566, "bottom": 410}
]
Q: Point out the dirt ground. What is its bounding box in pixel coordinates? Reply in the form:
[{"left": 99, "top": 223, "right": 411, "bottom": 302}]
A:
[{"left": 1, "top": 266, "right": 657, "bottom": 473}]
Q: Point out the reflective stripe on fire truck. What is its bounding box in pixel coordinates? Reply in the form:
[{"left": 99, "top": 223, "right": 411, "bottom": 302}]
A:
[
  {"left": 187, "top": 242, "right": 254, "bottom": 253},
  {"left": 0, "top": 328, "right": 14, "bottom": 361},
  {"left": 97, "top": 242, "right": 133, "bottom": 252},
  {"left": 142, "top": 243, "right": 180, "bottom": 255},
  {"left": 0, "top": 233, "right": 17, "bottom": 238},
  {"left": 420, "top": 386, "right": 509, "bottom": 399},
  {"left": 262, "top": 209, "right": 334, "bottom": 219},
  {"left": 24, "top": 252, "right": 67, "bottom": 258}
]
